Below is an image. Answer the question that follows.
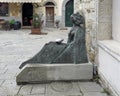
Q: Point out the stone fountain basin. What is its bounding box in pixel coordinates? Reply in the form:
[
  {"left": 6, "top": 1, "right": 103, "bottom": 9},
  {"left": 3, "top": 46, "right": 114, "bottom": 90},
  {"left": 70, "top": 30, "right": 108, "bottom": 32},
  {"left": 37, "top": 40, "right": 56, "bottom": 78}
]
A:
[{"left": 16, "top": 63, "right": 93, "bottom": 85}]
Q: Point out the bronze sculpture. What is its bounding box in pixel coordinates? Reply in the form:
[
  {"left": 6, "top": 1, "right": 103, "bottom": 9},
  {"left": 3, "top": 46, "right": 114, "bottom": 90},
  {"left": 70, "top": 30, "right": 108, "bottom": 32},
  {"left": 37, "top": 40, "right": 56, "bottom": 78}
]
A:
[{"left": 19, "top": 12, "right": 88, "bottom": 69}]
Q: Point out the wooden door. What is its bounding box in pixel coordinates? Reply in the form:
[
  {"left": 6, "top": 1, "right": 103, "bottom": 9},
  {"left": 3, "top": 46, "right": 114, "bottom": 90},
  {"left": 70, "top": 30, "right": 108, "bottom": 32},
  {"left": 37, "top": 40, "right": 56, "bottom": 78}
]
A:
[
  {"left": 65, "top": 0, "right": 74, "bottom": 27},
  {"left": 46, "top": 7, "right": 54, "bottom": 27}
]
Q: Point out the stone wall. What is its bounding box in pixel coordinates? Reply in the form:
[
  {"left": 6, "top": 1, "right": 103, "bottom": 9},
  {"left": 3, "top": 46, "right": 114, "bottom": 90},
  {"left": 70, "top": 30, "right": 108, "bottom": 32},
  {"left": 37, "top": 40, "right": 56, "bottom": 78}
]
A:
[
  {"left": 74, "top": 0, "right": 98, "bottom": 63},
  {"left": 98, "top": 0, "right": 112, "bottom": 40}
]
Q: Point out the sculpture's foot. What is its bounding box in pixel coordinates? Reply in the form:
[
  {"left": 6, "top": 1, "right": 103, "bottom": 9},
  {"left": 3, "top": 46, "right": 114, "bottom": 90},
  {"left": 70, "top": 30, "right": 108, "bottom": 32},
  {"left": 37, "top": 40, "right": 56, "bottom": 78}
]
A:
[{"left": 16, "top": 63, "right": 93, "bottom": 85}]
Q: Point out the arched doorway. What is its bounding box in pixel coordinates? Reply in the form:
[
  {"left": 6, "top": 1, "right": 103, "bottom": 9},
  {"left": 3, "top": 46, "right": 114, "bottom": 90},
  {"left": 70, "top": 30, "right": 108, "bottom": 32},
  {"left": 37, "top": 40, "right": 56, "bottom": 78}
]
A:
[
  {"left": 45, "top": 2, "right": 55, "bottom": 27},
  {"left": 65, "top": 0, "right": 74, "bottom": 27},
  {"left": 22, "top": 3, "right": 33, "bottom": 26}
]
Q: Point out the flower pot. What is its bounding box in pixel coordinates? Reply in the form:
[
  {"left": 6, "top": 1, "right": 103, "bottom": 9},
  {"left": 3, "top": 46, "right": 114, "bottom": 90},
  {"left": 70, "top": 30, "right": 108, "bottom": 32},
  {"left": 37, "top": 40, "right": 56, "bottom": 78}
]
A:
[{"left": 31, "top": 28, "right": 41, "bottom": 34}]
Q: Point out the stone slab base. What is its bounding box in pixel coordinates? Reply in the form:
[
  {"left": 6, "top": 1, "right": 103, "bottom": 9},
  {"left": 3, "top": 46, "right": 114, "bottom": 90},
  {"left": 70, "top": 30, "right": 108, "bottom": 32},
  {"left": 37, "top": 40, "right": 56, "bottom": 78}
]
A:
[{"left": 16, "top": 63, "right": 93, "bottom": 85}]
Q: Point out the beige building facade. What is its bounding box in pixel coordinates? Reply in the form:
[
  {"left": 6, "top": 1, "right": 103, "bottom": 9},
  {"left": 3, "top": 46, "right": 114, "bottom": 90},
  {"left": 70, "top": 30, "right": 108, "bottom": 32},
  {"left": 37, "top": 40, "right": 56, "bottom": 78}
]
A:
[{"left": 0, "top": 0, "right": 75, "bottom": 27}]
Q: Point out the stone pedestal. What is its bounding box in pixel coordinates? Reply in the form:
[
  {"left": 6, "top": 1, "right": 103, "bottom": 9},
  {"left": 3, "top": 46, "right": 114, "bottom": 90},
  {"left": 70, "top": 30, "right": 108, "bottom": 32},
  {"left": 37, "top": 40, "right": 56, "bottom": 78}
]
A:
[{"left": 16, "top": 63, "right": 93, "bottom": 85}]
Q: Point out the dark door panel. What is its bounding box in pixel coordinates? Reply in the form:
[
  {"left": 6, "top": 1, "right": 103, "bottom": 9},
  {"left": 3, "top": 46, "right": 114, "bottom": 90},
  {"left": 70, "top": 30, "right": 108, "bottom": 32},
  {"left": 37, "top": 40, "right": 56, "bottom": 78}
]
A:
[
  {"left": 22, "top": 3, "right": 33, "bottom": 26},
  {"left": 65, "top": 0, "right": 74, "bottom": 27}
]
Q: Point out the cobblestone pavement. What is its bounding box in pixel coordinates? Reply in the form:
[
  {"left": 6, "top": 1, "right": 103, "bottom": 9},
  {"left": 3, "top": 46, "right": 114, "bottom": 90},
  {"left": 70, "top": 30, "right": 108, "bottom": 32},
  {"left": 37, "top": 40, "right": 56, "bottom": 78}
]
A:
[{"left": 0, "top": 28, "right": 109, "bottom": 96}]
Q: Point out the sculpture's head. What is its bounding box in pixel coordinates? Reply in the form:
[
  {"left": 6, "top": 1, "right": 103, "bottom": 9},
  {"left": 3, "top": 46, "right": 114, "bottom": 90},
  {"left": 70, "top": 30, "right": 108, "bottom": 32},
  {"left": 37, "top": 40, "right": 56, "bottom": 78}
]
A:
[{"left": 70, "top": 12, "right": 84, "bottom": 26}]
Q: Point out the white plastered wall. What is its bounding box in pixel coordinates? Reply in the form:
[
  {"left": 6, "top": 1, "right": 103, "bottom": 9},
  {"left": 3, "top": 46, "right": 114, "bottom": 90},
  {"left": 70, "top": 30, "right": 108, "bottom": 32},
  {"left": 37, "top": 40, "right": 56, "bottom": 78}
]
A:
[
  {"left": 98, "top": 0, "right": 120, "bottom": 96},
  {"left": 112, "top": 0, "right": 120, "bottom": 42}
]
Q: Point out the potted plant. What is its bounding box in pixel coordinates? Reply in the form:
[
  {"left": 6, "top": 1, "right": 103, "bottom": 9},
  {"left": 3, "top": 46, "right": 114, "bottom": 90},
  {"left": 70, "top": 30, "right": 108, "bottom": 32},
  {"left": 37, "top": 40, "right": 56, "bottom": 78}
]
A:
[
  {"left": 31, "top": 13, "right": 42, "bottom": 34},
  {"left": 55, "top": 20, "right": 60, "bottom": 28},
  {"left": 9, "top": 19, "right": 15, "bottom": 29}
]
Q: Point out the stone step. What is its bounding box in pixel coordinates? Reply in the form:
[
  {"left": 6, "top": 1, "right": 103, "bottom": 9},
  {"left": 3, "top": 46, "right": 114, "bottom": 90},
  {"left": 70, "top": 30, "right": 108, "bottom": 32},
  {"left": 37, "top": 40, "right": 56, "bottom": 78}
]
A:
[{"left": 16, "top": 63, "right": 93, "bottom": 85}]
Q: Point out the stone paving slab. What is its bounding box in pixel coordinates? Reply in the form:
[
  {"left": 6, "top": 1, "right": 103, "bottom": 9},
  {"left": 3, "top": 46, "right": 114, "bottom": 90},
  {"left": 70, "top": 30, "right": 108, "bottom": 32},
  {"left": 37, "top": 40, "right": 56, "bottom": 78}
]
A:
[
  {"left": 78, "top": 82, "right": 103, "bottom": 92},
  {"left": 0, "top": 65, "right": 6, "bottom": 70},
  {"left": 46, "top": 82, "right": 82, "bottom": 96},
  {"left": 31, "top": 84, "right": 46, "bottom": 95},
  {"left": 0, "top": 80, "right": 4, "bottom": 86},
  {"left": 25, "top": 94, "right": 45, "bottom": 96},
  {"left": 0, "top": 87, "right": 9, "bottom": 96},
  {"left": 0, "top": 28, "right": 111, "bottom": 96},
  {"left": 84, "top": 92, "right": 108, "bottom": 96},
  {"left": 45, "top": 95, "right": 81, "bottom": 96},
  {"left": 1, "top": 80, "right": 21, "bottom": 95},
  {"left": 0, "top": 69, "right": 7, "bottom": 74},
  {"left": 0, "top": 73, "right": 16, "bottom": 80},
  {"left": 18, "top": 85, "right": 33, "bottom": 95}
]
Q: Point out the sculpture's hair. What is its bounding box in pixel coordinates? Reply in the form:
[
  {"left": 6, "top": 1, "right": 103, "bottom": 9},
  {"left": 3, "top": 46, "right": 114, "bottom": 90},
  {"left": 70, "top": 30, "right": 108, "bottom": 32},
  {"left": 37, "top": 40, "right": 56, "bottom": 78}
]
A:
[
  {"left": 71, "top": 11, "right": 85, "bottom": 27},
  {"left": 78, "top": 11, "right": 86, "bottom": 31}
]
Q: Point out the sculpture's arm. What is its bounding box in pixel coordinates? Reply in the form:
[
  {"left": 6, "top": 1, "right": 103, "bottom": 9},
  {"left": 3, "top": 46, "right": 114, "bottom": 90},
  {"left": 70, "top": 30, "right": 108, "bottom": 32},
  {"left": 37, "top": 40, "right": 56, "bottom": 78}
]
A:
[
  {"left": 68, "top": 28, "right": 81, "bottom": 45},
  {"left": 67, "top": 28, "right": 74, "bottom": 43}
]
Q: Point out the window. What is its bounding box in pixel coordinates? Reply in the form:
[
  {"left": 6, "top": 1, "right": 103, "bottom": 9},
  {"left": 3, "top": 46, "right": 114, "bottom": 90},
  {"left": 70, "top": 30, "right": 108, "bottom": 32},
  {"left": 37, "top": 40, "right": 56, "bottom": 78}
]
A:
[{"left": 0, "top": 3, "right": 9, "bottom": 16}]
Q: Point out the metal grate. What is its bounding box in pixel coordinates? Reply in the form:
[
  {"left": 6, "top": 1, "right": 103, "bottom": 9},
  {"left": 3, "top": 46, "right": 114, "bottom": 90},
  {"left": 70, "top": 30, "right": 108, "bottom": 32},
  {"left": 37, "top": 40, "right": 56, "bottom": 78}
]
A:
[{"left": 0, "top": 3, "right": 9, "bottom": 16}]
